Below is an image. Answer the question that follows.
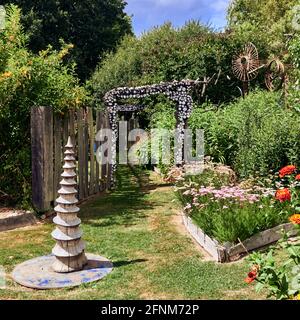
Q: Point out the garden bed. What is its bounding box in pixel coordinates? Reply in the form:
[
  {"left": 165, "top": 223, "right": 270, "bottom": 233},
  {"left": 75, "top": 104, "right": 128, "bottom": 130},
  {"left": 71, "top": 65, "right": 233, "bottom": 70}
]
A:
[
  {"left": 182, "top": 212, "right": 298, "bottom": 262},
  {"left": 0, "top": 208, "right": 37, "bottom": 232}
]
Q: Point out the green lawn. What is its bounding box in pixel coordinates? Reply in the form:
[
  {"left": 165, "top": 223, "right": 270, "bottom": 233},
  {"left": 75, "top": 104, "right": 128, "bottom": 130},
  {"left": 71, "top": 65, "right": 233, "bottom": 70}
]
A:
[{"left": 0, "top": 166, "right": 264, "bottom": 300}]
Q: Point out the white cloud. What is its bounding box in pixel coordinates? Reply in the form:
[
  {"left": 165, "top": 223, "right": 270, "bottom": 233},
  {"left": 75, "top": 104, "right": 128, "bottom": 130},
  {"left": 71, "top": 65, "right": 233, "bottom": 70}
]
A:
[
  {"left": 209, "top": 14, "right": 227, "bottom": 30},
  {"left": 154, "top": 0, "right": 197, "bottom": 5},
  {"left": 125, "top": 0, "right": 230, "bottom": 35},
  {"left": 127, "top": 0, "right": 198, "bottom": 9},
  {"left": 210, "top": 0, "right": 230, "bottom": 12}
]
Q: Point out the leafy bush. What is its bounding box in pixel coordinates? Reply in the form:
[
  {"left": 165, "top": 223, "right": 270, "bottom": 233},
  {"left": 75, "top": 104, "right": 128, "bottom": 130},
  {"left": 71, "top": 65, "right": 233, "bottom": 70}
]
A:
[
  {"left": 0, "top": 6, "right": 88, "bottom": 207},
  {"left": 287, "top": 33, "right": 300, "bottom": 112},
  {"left": 188, "top": 91, "right": 300, "bottom": 178},
  {"left": 91, "top": 21, "right": 271, "bottom": 109}
]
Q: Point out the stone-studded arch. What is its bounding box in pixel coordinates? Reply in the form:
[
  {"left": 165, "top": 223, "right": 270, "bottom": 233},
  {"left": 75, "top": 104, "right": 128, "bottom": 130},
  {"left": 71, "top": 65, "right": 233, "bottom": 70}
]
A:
[{"left": 104, "top": 79, "right": 208, "bottom": 186}]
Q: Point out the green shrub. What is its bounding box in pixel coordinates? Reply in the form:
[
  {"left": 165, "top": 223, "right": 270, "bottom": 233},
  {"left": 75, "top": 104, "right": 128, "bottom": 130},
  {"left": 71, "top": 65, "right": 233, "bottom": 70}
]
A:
[
  {"left": 91, "top": 20, "right": 271, "bottom": 110},
  {"left": 0, "top": 6, "right": 88, "bottom": 207},
  {"left": 288, "top": 34, "right": 300, "bottom": 113},
  {"left": 188, "top": 91, "right": 300, "bottom": 178}
]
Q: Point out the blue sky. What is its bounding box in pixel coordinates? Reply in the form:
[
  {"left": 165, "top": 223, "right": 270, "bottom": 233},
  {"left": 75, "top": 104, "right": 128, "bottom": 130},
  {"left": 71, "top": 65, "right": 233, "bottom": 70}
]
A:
[{"left": 125, "top": 0, "right": 231, "bottom": 36}]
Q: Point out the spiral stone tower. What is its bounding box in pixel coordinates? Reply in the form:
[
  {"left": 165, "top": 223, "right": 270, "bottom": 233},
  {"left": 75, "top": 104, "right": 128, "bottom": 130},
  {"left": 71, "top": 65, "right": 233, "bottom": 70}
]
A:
[
  {"left": 12, "top": 134, "right": 113, "bottom": 288},
  {"left": 52, "top": 137, "right": 87, "bottom": 273}
]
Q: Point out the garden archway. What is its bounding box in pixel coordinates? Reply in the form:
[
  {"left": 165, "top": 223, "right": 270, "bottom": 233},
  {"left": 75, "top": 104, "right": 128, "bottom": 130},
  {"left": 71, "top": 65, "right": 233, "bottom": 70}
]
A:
[{"left": 104, "top": 79, "right": 209, "bottom": 185}]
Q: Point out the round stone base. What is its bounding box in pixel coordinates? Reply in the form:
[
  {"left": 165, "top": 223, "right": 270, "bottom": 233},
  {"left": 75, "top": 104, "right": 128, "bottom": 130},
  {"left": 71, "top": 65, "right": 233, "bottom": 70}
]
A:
[{"left": 12, "top": 253, "right": 113, "bottom": 289}]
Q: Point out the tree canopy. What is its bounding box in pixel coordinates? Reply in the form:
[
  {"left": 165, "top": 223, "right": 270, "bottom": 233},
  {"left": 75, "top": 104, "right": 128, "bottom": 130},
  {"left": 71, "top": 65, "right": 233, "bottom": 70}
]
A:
[
  {"left": 2, "top": 0, "right": 132, "bottom": 80},
  {"left": 227, "top": 0, "right": 299, "bottom": 56},
  {"left": 90, "top": 21, "right": 271, "bottom": 108}
]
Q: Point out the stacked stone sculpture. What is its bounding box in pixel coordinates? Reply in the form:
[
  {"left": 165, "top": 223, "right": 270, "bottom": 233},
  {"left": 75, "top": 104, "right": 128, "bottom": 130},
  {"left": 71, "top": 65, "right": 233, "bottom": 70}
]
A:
[{"left": 52, "top": 137, "right": 87, "bottom": 273}]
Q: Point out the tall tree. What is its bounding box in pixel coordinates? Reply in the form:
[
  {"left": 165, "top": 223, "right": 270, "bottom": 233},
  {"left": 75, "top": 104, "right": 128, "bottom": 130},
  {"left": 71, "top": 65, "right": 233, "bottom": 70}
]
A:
[
  {"left": 2, "top": 0, "right": 132, "bottom": 80},
  {"left": 227, "top": 0, "right": 299, "bottom": 56}
]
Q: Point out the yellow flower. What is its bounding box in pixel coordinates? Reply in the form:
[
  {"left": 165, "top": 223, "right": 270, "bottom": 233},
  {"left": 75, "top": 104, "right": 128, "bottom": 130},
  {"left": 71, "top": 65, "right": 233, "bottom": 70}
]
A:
[
  {"left": 2, "top": 71, "right": 12, "bottom": 78},
  {"left": 289, "top": 214, "right": 300, "bottom": 225}
]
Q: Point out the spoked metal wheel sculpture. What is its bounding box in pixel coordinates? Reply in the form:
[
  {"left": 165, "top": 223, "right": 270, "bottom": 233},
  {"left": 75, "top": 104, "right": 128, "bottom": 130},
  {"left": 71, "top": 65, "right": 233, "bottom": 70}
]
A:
[
  {"left": 232, "top": 42, "right": 286, "bottom": 97},
  {"left": 265, "top": 59, "right": 286, "bottom": 92},
  {"left": 232, "top": 43, "right": 260, "bottom": 97}
]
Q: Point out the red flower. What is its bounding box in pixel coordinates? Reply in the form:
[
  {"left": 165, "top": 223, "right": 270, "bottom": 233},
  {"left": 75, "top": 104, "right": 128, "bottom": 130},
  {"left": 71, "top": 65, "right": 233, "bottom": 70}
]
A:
[
  {"left": 275, "top": 188, "right": 291, "bottom": 202},
  {"left": 244, "top": 271, "right": 257, "bottom": 284},
  {"left": 279, "top": 165, "right": 296, "bottom": 178},
  {"left": 296, "top": 174, "right": 300, "bottom": 181},
  {"left": 289, "top": 214, "right": 300, "bottom": 225}
]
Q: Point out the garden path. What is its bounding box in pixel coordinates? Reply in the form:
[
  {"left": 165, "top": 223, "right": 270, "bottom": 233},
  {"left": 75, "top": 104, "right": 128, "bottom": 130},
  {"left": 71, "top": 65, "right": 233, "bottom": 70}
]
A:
[{"left": 0, "top": 166, "right": 263, "bottom": 299}]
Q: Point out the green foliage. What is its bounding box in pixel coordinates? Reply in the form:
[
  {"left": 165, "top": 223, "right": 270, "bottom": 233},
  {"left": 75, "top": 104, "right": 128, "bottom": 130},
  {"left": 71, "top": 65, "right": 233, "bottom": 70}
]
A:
[
  {"left": 0, "top": 6, "right": 88, "bottom": 207},
  {"left": 287, "top": 33, "right": 300, "bottom": 112},
  {"left": 228, "top": 0, "right": 299, "bottom": 57},
  {"left": 247, "top": 228, "right": 300, "bottom": 300},
  {"left": 188, "top": 91, "right": 300, "bottom": 178},
  {"left": 2, "top": 0, "right": 132, "bottom": 80},
  {"left": 91, "top": 21, "right": 271, "bottom": 109},
  {"left": 91, "top": 35, "right": 142, "bottom": 107},
  {"left": 175, "top": 170, "right": 290, "bottom": 244}
]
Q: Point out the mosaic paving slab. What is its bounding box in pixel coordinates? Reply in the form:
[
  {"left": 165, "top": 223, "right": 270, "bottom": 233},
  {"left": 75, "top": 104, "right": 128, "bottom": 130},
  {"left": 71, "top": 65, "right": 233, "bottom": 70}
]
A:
[{"left": 12, "top": 253, "right": 113, "bottom": 289}]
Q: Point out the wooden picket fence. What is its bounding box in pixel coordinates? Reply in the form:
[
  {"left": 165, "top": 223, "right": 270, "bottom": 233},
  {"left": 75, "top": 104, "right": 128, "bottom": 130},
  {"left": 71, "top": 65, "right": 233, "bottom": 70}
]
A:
[{"left": 30, "top": 106, "right": 114, "bottom": 212}]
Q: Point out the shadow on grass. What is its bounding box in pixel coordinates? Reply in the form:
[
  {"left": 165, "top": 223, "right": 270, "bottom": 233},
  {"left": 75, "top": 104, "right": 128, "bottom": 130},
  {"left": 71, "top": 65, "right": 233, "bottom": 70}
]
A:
[
  {"left": 112, "top": 258, "right": 147, "bottom": 268},
  {"left": 80, "top": 166, "right": 160, "bottom": 228}
]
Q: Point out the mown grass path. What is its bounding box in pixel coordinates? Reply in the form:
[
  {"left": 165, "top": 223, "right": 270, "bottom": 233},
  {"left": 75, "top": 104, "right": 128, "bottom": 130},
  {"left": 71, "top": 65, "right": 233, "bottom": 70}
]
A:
[{"left": 0, "top": 166, "right": 262, "bottom": 299}]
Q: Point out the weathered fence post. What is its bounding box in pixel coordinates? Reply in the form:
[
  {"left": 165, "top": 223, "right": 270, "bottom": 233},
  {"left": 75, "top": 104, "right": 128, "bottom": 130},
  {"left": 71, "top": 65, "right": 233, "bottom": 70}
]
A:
[
  {"left": 95, "top": 111, "right": 101, "bottom": 192},
  {"left": 87, "top": 108, "right": 96, "bottom": 195},
  {"left": 77, "top": 108, "right": 85, "bottom": 200},
  {"left": 31, "top": 106, "right": 54, "bottom": 212},
  {"left": 106, "top": 113, "right": 112, "bottom": 190},
  {"left": 53, "top": 114, "right": 62, "bottom": 202}
]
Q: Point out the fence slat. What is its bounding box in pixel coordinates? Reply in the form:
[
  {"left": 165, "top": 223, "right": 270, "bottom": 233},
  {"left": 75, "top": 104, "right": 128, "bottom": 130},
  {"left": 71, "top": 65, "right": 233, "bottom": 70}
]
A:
[
  {"left": 106, "top": 113, "right": 112, "bottom": 190},
  {"left": 53, "top": 115, "right": 62, "bottom": 202},
  {"left": 77, "top": 109, "right": 85, "bottom": 200},
  {"left": 95, "top": 111, "right": 101, "bottom": 192},
  {"left": 88, "top": 108, "right": 95, "bottom": 195},
  {"left": 63, "top": 115, "right": 69, "bottom": 147},
  {"left": 31, "top": 106, "right": 53, "bottom": 212},
  {"left": 69, "top": 109, "right": 75, "bottom": 146},
  {"left": 100, "top": 112, "right": 107, "bottom": 191},
  {"left": 84, "top": 115, "right": 89, "bottom": 197}
]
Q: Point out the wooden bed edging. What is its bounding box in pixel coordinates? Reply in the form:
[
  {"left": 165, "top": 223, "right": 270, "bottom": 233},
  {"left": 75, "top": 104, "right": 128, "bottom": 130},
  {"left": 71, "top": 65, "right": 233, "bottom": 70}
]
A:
[
  {"left": 182, "top": 213, "right": 298, "bottom": 263},
  {"left": 0, "top": 211, "right": 37, "bottom": 232}
]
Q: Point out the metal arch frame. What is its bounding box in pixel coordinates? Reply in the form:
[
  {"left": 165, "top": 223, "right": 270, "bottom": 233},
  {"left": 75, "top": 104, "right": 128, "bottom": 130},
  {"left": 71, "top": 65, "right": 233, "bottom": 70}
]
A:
[{"left": 103, "top": 79, "right": 209, "bottom": 186}]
